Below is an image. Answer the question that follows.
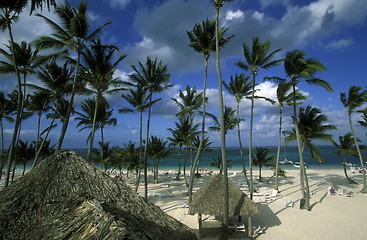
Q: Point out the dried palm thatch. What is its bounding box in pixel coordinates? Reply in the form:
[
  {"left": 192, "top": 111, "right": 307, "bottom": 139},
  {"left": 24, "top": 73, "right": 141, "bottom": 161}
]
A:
[
  {"left": 0, "top": 151, "right": 197, "bottom": 240},
  {"left": 189, "top": 174, "right": 259, "bottom": 217}
]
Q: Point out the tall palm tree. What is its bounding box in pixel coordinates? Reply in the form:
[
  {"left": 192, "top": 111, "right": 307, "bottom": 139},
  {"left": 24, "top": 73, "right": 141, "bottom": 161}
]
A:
[
  {"left": 119, "top": 84, "right": 153, "bottom": 191},
  {"left": 27, "top": 91, "right": 51, "bottom": 155},
  {"left": 80, "top": 38, "right": 127, "bottom": 162},
  {"left": 212, "top": 1, "right": 233, "bottom": 237},
  {"left": 0, "top": 91, "right": 14, "bottom": 180},
  {"left": 167, "top": 121, "right": 186, "bottom": 180},
  {"left": 129, "top": 57, "right": 171, "bottom": 199},
  {"left": 333, "top": 133, "right": 360, "bottom": 184},
  {"left": 253, "top": 147, "right": 275, "bottom": 182},
  {"left": 14, "top": 140, "right": 35, "bottom": 176},
  {"left": 187, "top": 18, "right": 234, "bottom": 204},
  {"left": 223, "top": 73, "right": 253, "bottom": 181},
  {"left": 167, "top": 115, "right": 193, "bottom": 184},
  {"left": 34, "top": 1, "right": 111, "bottom": 151},
  {"left": 285, "top": 106, "right": 336, "bottom": 209},
  {"left": 172, "top": 85, "right": 203, "bottom": 191},
  {"left": 273, "top": 83, "right": 306, "bottom": 190},
  {"left": 340, "top": 86, "right": 367, "bottom": 193},
  {"left": 283, "top": 50, "right": 332, "bottom": 210},
  {"left": 359, "top": 108, "right": 367, "bottom": 134},
  {"left": 209, "top": 106, "right": 238, "bottom": 134},
  {"left": 29, "top": 62, "right": 73, "bottom": 167},
  {"left": 146, "top": 136, "right": 172, "bottom": 184}
]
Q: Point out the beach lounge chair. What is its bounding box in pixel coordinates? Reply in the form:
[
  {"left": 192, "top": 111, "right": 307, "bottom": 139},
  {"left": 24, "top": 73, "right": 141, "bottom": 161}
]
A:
[
  {"left": 235, "top": 224, "right": 246, "bottom": 232},
  {"left": 253, "top": 226, "right": 266, "bottom": 234},
  {"left": 179, "top": 202, "right": 189, "bottom": 208},
  {"left": 336, "top": 188, "right": 344, "bottom": 195},
  {"left": 345, "top": 191, "right": 354, "bottom": 197},
  {"left": 285, "top": 200, "right": 294, "bottom": 207},
  {"left": 160, "top": 184, "right": 170, "bottom": 188}
]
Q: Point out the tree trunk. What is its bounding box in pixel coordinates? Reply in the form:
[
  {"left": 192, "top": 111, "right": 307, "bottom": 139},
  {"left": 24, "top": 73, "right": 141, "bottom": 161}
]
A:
[
  {"left": 87, "top": 94, "right": 99, "bottom": 162},
  {"left": 143, "top": 94, "right": 153, "bottom": 199},
  {"left": 236, "top": 100, "right": 249, "bottom": 187},
  {"left": 135, "top": 110, "right": 143, "bottom": 192},
  {"left": 215, "top": 6, "right": 229, "bottom": 240},
  {"left": 0, "top": 119, "right": 4, "bottom": 180},
  {"left": 155, "top": 159, "right": 159, "bottom": 184},
  {"left": 4, "top": 17, "right": 24, "bottom": 187},
  {"left": 189, "top": 57, "right": 208, "bottom": 203},
  {"left": 183, "top": 146, "right": 188, "bottom": 187},
  {"left": 177, "top": 146, "right": 182, "bottom": 179},
  {"left": 342, "top": 157, "right": 357, "bottom": 184},
  {"left": 348, "top": 112, "right": 367, "bottom": 192},
  {"left": 35, "top": 112, "right": 42, "bottom": 154},
  {"left": 275, "top": 106, "right": 283, "bottom": 190},
  {"left": 292, "top": 83, "right": 310, "bottom": 210},
  {"left": 56, "top": 40, "right": 81, "bottom": 151}
]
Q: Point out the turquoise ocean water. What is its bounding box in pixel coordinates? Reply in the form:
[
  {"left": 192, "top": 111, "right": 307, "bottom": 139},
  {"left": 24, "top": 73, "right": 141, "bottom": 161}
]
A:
[{"left": 68, "top": 145, "right": 366, "bottom": 171}]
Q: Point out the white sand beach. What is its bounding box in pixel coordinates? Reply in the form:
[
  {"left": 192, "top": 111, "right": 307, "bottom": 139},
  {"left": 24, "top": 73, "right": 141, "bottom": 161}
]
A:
[
  {"left": 2, "top": 167, "right": 366, "bottom": 239},
  {"left": 133, "top": 168, "right": 367, "bottom": 240}
]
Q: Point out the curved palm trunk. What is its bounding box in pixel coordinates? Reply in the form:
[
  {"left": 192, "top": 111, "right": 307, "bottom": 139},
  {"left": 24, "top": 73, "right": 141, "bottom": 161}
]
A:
[
  {"left": 135, "top": 110, "right": 143, "bottom": 192},
  {"left": 35, "top": 112, "right": 42, "bottom": 154},
  {"left": 236, "top": 100, "right": 249, "bottom": 187},
  {"left": 0, "top": 119, "right": 4, "bottom": 180},
  {"left": 292, "top": 84, "right": 310, "bottom": 210},
  {"left": 4, "top": 18, "right": 24, "bottom": 187},
  {"left": 215, "top": 6, "right": 229, "bottom": 239},
  {"left": 189, "top": 57, "right": 208, "bottom": 203},
  {"left": 155, "top": 159, "right": 159, "bottom": 184},
  {"left": 32, "top": 112, "right": 57, "bottom": 168},
  {"left": 275, "top": 106, "right": 283, "bottom": 190},
  {"left": 56, "top": 42, "right": 81, "bottom": 152},
  {"left": 342, "top": 155, "right": 357, "bottom": 184},
  {"left": 143, "top": 94, "right": 153, "bottom": 199},
  {"left": 100, "top": 127, "right": 105, "bottom": 165},
  {"left": 87, "top": 94, "right": 99, "bottom": 162},
  {"left": 348, "top": 112, "right": 367, "bottom": 192},
  {"left": 183, "top": 146, "right": 188, "bottom": 187}
]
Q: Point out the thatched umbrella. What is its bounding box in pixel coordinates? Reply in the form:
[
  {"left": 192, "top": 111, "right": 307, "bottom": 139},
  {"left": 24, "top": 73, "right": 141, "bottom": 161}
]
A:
[
  {"left": 189, "top": 174, "right": 259, "bottom": 238},
  {"left": 0, "top": 151, "right": 197, "bottom": 240}
]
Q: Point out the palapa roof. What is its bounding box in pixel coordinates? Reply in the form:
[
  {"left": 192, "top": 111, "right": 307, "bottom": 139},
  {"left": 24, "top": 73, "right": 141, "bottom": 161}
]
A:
[
  {"left": 189, "top": 174, "right": 259, "bottom": 217},
  {"left": 0, "top": 151, "right": 197, "bottom": 240}
]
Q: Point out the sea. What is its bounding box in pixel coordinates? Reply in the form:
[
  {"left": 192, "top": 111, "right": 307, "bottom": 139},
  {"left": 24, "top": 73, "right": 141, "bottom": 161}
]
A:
[{"left": 67, "top": 145, "right": 366, "bottom": 171}]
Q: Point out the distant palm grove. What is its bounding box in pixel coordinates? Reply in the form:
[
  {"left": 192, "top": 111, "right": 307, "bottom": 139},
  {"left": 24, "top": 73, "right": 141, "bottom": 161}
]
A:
[{"left": 1, "top": 0, "right": 366, "bottom": 238}]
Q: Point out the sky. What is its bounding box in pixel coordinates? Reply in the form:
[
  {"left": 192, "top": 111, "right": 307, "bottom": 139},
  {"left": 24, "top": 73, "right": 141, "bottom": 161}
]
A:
[{"left": 1, "top": 0, "right": 367, "bottom": 149}]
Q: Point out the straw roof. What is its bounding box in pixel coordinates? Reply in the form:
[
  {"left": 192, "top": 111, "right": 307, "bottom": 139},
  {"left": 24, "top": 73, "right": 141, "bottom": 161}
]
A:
[
  {"left": 0, "top": 151, "right": 197, "bottom": 240},
  {"left": 189, "top": 174, "right": 259, "bottom": 217}
]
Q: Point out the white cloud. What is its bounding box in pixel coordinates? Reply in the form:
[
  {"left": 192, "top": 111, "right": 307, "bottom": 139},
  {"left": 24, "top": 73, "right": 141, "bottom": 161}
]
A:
[
  {"left": 253, "top": 11, "right": 265, "bottom": 21},
  {"left": 326, "top": 38, "right": 354, "bottom": 50},
  {"left": 225, "top": 10, "right": 244, "bottom": 21},
  {"left": 259, "top": 0, "right": 290, "bottom": 8},
  {"left": 106, "top": 0, "right": 131, "bottom": 9}
]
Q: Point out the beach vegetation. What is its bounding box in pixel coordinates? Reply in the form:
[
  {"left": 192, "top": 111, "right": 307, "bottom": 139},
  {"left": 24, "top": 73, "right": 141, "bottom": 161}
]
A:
[
  {"left": 0, "top": 92, "right": 14, "bottom": 180},
  {"left": 252, "top": 147, "right": 276, "bottom": 182},
  {"left": 209, "top": 156, "right": 232, "bottom": 175},
  {"left": 340, "top": 86, "right": 367, "bottom": 193}
]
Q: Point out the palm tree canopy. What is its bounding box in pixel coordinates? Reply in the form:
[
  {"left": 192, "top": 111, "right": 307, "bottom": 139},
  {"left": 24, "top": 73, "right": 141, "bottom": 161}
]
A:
[
  {"left": 340, "top": 86, "right": 367, "bottom": 114},
  {"left": 129, "top": 57, "right": 171, "bottom": 95},
  {"left": 172, "top": 85, "right": 204, "bottom": 117},
  {"left": 333, "top": 132, "right": 361, "bottom": 157},
  {"left": 0, "top": 91, "right": 15, "bottom": 122},
  {"left": 276, "top": 82, "right": 307, "bottom": 107},
  {"left": 286, "top": 105, "right": 337, "bottom": 162},
  {"left": 223, "top": 73, "right": 253, "bottom": 103},
  {"left": 235, "top": 36, "right": 283, "bottom": 75},
  {"left": 284, "top": 50, "right": 332, "bottom": 92},
  {"left": 119, "top": 84, "right": 152, "bottom": 114},
  {"left": 80, "top": 38, "right": 128, "bottom": 96},
  {"left": 147, "top": 136, "right": 171, "bottom": 161},
  {"left": 0, "top": 0, "right": 56, "bottom": 14},
  {"left": 187, "top": 18, "right": 234, "bottom": 59},
  {"left": 252, "top": 147, "right": 275, "bottom": 167},
  {"left": 209, "top": 106, "right": 239, "bottom": 134}
]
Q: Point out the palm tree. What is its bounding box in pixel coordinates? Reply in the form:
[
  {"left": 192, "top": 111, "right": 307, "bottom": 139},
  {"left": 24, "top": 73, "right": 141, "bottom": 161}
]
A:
[
  {"left": 333, "top": 133, "right": 360, "bottom": 184},
  {"left": 92, "top": 141, "right": 115, "bottom": 171},
  {"left": 253, "top": 147, "right": 275, "bottom": 182},
  {"left": 119, "top": 84, "right": 153, "bottom": 191},
  {"left": 129, "top": 56, "right": 171, "bottom": 199},
  {"left": 235, "top": 37, "right": 282, "bottom": 206},
  {"left": 0, "top": 91, "right": 14, "bottom": 180},
  {"left": 27, "top": 91, "right": 51, "bottom": 155},
  {"left": 34, "top": 1, "right": 111, "bottom": 151},
  {"left": 192, "top": 134, "right": 213, "bottom": 176},
  {"left": 120, "top": 142, "right": 141, "bottom": 176},
  {"left": 209, "top": 156, "right": 232, "bottom": 175},
  {"left": 167, "top": 122, "right": 186, "bottom": 180},
  {"left": 359, "top": 108, "right": 367, "bottom": 135},
  {"left": 14, "top": 140, "right": 35, "bottom": 177},
  {"left": 285, "top": 106, "right": 336, "bottom": 209},
  {"left": 212, "top": 1, "right": 233, "bottom": 237},
  {"left": 172, "top": 85, "right": 203, "bottom": 193},
  {"left": 283, "top": 50, "right": 332, "bottom": 210},
  {"left": 273, "top": 83, "right": 306, "bottom": 190},
  {"left": 340, "top": 86, "right": 367, "bottom": 193},
  {"left": 209, "top": 106, "right": 238, "bottom": 134},
  {"left": 146, "top": 136, "right": 172, "bottom": 184},
  {"left": 80, "top": 39, "right": 127, "bottom": 162},
  {"left": 223, "top": 73, "right": 253, "bottom": 182},
  {"left": 29, "top": 62, "right": 73, "bottom": 167},
  {"left": 187, "top": 18, "right": 234, "bottom": 204}
]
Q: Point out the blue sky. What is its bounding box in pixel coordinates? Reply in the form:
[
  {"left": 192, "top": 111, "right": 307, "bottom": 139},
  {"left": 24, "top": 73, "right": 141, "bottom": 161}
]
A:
[{"left": 1, "top": 0, "right": 367, "bottom": 149}]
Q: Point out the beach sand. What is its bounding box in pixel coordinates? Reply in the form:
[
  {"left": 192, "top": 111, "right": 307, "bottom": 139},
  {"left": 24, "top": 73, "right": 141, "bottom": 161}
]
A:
[{"left": 1, "top": 167, "right": 366, "bottom": 239}]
